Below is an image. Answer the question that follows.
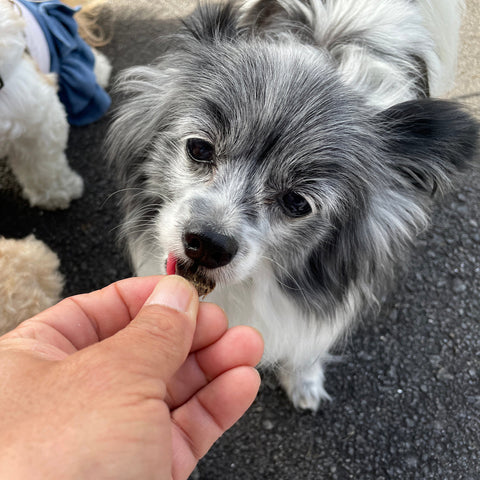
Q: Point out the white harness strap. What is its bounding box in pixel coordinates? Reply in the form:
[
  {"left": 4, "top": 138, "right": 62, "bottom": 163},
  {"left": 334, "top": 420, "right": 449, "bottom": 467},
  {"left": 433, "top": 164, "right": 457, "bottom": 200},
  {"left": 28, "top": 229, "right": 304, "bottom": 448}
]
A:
[{"left": 12, "top": 0, "right": 51, "bottom": 74}]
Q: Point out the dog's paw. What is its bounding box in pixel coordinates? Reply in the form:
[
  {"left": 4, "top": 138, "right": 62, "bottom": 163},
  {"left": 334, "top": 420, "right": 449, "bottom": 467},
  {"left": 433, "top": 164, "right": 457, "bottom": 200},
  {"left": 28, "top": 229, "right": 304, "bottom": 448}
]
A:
[
  {"left": 277, "top": 361, "right": 331, "bottom": 411},
  {"left": 24, "top": 167, "right": 84, "bottom": 210}
]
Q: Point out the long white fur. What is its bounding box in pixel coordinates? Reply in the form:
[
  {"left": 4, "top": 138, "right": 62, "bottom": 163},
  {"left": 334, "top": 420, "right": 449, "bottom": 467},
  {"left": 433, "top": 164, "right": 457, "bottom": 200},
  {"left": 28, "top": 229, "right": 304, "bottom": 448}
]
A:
[
  {"left": 241, "top": 0, "right": 462, "bottom": 108},
  {"left": 417, "top": 0, "right": 465, "bottom": 96}
]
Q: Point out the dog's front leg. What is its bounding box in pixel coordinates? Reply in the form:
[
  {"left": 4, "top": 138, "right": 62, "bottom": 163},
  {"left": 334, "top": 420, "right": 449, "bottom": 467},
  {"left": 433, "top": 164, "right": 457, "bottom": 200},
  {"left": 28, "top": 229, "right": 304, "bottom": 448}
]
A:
[
  {"left": 277, "top": 359, "right": 331, "bottom": 411},
  {"left": 6, "top": 68, "right": 83, "bottom": 210},
  {"left": 9, "top": 138, "right": 84, "bottom": 210}
]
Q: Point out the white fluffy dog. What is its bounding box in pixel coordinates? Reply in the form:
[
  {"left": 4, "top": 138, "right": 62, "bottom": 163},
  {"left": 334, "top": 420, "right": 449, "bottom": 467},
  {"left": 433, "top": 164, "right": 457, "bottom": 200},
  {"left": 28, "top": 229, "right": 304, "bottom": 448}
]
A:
[{"left": 0, "top": 0, "right": 111, "bottom": 209}]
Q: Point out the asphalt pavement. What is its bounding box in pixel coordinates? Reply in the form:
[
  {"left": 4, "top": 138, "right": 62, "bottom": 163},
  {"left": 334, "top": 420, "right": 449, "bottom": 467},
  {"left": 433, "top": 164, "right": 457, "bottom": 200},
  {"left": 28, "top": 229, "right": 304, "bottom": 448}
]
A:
[{"left": 1, "top": 1, "right": 479, "bottom": 478}]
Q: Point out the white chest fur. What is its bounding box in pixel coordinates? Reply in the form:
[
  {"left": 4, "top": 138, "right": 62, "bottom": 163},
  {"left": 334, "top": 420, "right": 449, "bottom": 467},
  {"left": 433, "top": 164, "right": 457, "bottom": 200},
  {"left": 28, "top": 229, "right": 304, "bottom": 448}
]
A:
[{"left": 208, "top": 265, "right": 349, "bottom": 372}]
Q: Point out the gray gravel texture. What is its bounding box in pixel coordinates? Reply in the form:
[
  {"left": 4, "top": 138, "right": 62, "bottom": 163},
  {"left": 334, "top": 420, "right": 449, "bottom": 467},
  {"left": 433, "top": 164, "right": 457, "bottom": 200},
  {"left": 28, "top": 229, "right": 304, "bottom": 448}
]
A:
[{"left": 1, "top": 2, "right": 479, "bottom": 479}]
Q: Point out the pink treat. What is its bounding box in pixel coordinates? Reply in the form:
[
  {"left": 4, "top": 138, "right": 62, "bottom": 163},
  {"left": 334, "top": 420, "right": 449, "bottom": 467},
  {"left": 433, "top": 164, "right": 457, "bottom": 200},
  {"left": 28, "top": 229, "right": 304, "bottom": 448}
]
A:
[{"left": 166, "top": 253, "right": 177, "bottom": 275}]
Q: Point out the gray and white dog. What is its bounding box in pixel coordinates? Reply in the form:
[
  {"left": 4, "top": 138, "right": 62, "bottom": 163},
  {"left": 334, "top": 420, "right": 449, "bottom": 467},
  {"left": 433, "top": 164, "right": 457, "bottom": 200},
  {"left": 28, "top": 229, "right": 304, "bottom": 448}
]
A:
[{"left": 107, "top": 0, "right": 478, "bottom": 410}]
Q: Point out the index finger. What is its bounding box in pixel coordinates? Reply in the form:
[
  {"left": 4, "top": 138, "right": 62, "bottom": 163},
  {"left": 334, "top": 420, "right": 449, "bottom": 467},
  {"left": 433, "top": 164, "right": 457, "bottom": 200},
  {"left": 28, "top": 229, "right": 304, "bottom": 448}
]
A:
[
  {"left": 5, "top": 276, "right": 162, "bottom": 354},
  {"left": 67, "top": 275, "right": 165, "bottom": 339},
  {"left": 6, "top": 277, "right": 228, "bottom": 356}
]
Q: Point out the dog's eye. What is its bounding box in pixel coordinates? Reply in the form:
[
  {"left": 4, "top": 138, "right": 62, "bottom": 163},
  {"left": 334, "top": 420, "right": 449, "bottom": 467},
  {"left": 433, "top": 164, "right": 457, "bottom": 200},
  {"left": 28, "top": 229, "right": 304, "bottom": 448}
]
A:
[
  {"left": 186, "top": 138, "right": 215, "bottom": 163},
  {"left": 279, "top": 191, "right": 312, "bottom": 218}
]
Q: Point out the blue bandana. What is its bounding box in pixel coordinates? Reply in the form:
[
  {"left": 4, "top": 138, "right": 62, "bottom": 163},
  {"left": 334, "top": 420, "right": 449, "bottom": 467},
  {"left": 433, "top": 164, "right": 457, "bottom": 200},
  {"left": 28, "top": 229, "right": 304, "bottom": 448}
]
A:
[{"left": 15, "top": 0, "right": 111, "bottom": 126}]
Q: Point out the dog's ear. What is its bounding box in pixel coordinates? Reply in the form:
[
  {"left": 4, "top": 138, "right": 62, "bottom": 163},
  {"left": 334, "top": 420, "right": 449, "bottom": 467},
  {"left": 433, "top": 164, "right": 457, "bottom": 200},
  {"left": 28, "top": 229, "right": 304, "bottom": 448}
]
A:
[
  {"left": 378, "top": 99, "right": 479, "bottom": 196},
  {"left": 181, "top": 2, "right": 241, "bottom": 44},
  {"left": 238, "top": 0, "right": 313, "bottom": 39}
]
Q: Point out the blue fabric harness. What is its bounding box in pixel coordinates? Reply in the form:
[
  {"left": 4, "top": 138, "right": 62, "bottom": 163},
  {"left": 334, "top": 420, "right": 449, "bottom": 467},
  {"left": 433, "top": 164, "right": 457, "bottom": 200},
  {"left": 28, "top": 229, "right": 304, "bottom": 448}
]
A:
[{"left": 15, "top": 0, "right": 111, "bottom": 126}]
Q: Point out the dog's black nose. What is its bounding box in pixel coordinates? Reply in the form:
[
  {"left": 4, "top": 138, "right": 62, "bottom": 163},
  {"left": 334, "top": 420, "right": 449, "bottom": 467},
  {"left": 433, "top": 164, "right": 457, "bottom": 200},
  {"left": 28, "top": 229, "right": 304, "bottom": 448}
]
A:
[{"left": 183, "top": 231, "right": 238, "bottom": 269}]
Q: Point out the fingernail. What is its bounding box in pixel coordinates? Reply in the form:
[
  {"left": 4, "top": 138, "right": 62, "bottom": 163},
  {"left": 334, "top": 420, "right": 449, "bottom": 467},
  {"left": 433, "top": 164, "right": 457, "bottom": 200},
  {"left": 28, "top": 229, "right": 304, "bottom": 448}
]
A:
[{"left": 145, "top": 276, "right": 195, "bottom": 313}]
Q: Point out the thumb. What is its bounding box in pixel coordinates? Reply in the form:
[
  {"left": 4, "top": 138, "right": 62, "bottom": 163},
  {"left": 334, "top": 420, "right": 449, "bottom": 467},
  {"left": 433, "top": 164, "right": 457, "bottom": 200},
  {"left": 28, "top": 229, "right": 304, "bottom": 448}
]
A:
[{"left": 105, "top": 275, "right": 199, "bottom": 385}]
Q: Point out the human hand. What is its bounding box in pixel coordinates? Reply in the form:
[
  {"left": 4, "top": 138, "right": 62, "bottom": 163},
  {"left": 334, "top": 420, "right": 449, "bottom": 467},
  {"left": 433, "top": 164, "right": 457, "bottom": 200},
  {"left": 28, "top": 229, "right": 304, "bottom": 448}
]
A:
[{"left": 0, "top": 275, "right": 263, "bottom": 479}]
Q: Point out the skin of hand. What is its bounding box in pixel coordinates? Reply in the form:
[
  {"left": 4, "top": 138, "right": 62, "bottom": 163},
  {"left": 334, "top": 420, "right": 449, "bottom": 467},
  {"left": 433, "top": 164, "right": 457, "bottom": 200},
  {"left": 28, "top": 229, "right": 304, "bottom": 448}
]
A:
[{"left": 0, "top": 275, "right": 264, "bottom": 480}]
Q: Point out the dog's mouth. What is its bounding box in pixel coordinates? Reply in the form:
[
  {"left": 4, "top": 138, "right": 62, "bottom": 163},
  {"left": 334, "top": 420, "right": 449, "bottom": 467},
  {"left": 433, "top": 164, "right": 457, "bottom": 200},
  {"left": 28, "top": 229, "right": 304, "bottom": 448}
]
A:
[{"left": 166, "top": 253, "right": 216, "bottom": 297}]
